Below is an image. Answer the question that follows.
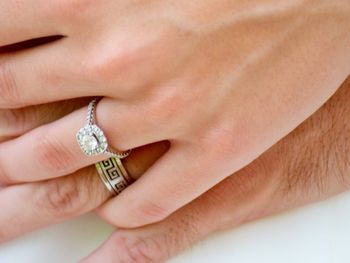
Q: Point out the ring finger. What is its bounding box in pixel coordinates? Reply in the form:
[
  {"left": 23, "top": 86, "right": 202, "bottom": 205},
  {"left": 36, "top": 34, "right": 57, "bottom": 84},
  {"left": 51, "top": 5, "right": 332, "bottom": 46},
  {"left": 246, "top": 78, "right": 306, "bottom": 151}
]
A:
[{"left": 0, "top": 98, "right": 169, "bottom": 184}]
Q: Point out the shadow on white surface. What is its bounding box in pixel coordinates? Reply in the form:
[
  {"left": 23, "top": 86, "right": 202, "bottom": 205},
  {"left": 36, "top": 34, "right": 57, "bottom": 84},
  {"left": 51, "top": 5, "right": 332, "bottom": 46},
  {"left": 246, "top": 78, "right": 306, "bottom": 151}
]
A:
[
  {"left": 171, "top": 191, "right": 350, "bottom": 263},
  {"left": 0, "top": 214, "right": 113, "bottom": 263},
  {"left": 0, "top": 192, "right": 350, "bottom": 263}
]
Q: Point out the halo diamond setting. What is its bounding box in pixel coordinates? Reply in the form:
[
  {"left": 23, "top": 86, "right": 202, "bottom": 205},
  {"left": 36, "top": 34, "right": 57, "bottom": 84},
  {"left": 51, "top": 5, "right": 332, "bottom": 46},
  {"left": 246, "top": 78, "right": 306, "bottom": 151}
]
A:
[
  {"left": 76, "top": 97, "right": 131, "bottom": 159},
  {"left": 77, "top": 125, "right": 108, "bottom": 156}
]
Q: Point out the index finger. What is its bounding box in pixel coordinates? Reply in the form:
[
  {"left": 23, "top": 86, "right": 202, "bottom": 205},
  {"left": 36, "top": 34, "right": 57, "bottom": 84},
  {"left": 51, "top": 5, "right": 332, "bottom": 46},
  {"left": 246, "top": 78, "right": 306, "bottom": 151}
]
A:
[{"left": 0, "top": 0, "right": 62, "bottom": 46}]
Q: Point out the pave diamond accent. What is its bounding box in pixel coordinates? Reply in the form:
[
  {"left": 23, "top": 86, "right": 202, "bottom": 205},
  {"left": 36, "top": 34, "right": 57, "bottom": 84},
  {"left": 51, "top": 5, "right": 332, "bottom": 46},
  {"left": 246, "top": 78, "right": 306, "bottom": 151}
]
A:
[{"left": 76, "top": 125, "right": 108, "bottom": 156}]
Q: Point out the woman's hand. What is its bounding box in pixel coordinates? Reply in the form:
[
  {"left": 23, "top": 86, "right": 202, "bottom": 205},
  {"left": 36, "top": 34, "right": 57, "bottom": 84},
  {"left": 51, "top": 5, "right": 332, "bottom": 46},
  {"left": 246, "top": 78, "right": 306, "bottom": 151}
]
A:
[
  {"left": 0, "top": 75, "right": 349, "bottom": 263},
  {"left": 1, "top": 0, "right": 349, "bottom": 229}
]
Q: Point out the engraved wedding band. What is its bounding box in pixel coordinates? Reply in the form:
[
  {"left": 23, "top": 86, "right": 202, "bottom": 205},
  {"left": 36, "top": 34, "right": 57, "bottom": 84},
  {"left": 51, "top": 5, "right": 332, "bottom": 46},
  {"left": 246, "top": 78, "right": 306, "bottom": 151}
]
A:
[
  {"left": 76, "top": 97, "right": 131, "bottom": 159},
  {"left": 96, "top": 157, "right": 134, "bottom": 195}
]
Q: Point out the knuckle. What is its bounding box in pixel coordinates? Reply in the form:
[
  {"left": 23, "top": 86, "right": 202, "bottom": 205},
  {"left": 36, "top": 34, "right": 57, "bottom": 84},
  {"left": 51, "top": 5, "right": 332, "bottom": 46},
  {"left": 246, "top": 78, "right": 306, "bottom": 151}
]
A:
[
  {"left": 146, "top": 86, "right": 187, "bottom": 123},
  {"left": 34, "top": 128, "right": 77, "bottom": 175},
  {"left": 0, "top": 158, "right": 11, "bottom": 185},
  {"left": 86, "top": 45, "right": 140, "bottom": 85},
  {"left": 85, "top": 30, "right": 166, "bottom": 88},
  {"left": 0, "top": 60, "right": 21, "bottom": 108},
  {"left": 62, "top": 0, "right": 96, "bottom": 11},
  {"left": 37, "top": 177, "right": 88, "bottom": 218},
  {"left": 109, "top": 233, "right": 164, "bottom": 263},
  {"left": 131, "top": 200, "right": 171, "bottom": 227},
  {"left": 47, "top": 0, "right": 97, "bottom": 24},
  {"left": 0, "top": 109, "right": 27, "bottom": 136},
  {"left": 203, "top": 121, "right": 253, "bottom": 163}
]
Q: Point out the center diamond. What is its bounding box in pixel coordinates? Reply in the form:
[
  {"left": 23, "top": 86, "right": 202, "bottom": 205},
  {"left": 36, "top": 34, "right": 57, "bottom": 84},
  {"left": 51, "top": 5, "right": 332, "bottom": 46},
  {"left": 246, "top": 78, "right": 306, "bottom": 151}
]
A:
[
  {"left": 77, "top": 125, "right": 108, "bottom": 156},
  {"left": 81, "top": 134, "right": 99, "bottom": 152}
]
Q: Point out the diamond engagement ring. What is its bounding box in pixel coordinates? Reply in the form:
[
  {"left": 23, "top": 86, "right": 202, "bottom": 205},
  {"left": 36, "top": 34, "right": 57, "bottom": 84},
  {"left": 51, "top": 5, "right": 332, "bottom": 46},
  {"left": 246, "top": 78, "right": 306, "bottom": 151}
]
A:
[{"left": 76, "top": 97, "right": 131, "bottom": 159}]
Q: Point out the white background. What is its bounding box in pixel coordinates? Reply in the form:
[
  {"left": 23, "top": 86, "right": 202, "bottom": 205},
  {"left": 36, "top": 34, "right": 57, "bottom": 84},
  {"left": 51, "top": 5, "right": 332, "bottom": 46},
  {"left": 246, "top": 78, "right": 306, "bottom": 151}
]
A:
[{"left": 1, "top": 191, "right": 350, "bottom": 263}]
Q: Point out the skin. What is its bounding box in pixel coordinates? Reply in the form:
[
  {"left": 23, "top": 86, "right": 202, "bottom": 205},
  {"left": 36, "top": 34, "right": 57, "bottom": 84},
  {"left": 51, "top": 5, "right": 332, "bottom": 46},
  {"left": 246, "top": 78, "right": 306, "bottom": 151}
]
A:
[
  {"left": 0, "top": 1, "right": 349, "bottom": 261},
  {"left": 0, "top": 76, "right": 348, "bottom": 262},
  {"left": 0, "top": 0, "right": 349, "bottom": 231}
]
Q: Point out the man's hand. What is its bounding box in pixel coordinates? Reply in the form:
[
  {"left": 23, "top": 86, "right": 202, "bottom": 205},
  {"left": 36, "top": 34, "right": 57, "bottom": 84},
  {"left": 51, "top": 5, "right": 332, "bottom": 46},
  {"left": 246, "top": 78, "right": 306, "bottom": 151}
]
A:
[
  {"left": 0, "top": 76, "right": 349, "bottom": 262},
  {"left": 82, "top": 77, "right": 350, "bottom": 263},
  {"left": 0, "top": 0, "right": 349, "bottom": 230}
]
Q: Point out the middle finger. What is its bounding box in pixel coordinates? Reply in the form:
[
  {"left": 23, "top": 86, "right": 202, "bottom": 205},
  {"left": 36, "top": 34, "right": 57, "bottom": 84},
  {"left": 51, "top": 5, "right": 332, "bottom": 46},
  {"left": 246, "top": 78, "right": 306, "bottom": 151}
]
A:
[
  {"left": 0, "top": 39, "right": 103, "bottom": 109},
  {"left": 0, "top": 0, "right": 63, "bottom": 47}
]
